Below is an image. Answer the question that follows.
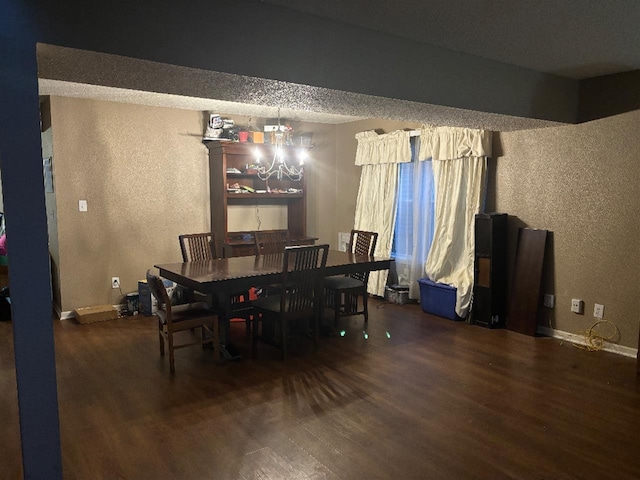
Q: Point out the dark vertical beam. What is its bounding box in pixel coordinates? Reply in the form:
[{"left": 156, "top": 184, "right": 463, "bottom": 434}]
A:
[{"left": 0, "top": 31, "right": 63, "bottom": 480}]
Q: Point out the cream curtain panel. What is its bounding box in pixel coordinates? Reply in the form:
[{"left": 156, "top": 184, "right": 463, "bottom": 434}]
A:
[
  {"left": 355, "top": 130, "right": 412, "bottom": 165},
  {"left": 418, "top": 126, "right": 492, "bottom": 161},
  {"left": 353, "top": 130, "right": 410, "bottom": 296},
  {"left": 420, "top": 126, "right": 492, "bottom": 318},
  {"left": 353, "top": 126, "right": 491, "bottom": 307}
]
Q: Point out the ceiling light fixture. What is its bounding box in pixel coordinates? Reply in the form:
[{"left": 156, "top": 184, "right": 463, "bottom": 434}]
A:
[{"left": 254, "top": 108, "right": 305, "bottom": 181}]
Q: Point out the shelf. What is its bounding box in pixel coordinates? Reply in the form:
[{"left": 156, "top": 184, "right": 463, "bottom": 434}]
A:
[
  {"left": 208, "top": 140, "right": 309, "bottom": 244},
  {"left": 227, "top": 172, "right": 303, "bottom": 181},
  {"left": 226, "top": 192, "right": 304, "bottom": 199}
]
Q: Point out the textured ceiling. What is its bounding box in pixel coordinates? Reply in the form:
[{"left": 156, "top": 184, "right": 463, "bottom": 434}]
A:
[
  {"left": 266, "top": 0, "right": 640, "bottom": 79},
  {"left": 38, "top": 45, "right": 562, "bottom": 131},
  {"left": 34, "top": 2, "right": 640, "bottom": 132}
]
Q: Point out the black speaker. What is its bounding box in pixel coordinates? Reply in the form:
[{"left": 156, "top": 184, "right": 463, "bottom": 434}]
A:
[{"left": 471, "top": 213, "right": 507, "bottom": 328}]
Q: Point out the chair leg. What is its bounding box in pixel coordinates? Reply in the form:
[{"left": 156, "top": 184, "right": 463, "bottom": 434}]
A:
[
  {"left": 213, "top": 317, "right": 220, "bottom": 361},
  {"left": 362, "top": 292, "right": 369, "bottom": 324},
  {"left": 334, "top": 290, "right": 341, "bottom": 327},
  {"left": 201, "top": 325, "right": 208, "bottom": 349},
  {"left": 281, "top": 318, "right": 288, "bottom": 360},
  {"left": 168, "top": 334, "right": 176, "bottom": 374},
  {"left": 252, "top": 312, "right": 259, "bottom": 359},
  {"left": 313, "top": 310, "right": 319, "bottom": 351},
  {"left": 158, "top": 321, "right": 165, "bottom": 356}
]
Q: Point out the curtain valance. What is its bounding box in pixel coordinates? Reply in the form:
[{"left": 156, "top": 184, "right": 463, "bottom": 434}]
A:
[
  {"left": 355, "top": 130, "right": 412, "bottom": 165},
  {"left": 418, "top": 126, "right": 492, "bottom": 161}
]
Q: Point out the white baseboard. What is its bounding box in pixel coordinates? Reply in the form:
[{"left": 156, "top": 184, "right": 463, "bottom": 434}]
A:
[{"left": 537, "top": 326, "right": 638, "bottom": 359}]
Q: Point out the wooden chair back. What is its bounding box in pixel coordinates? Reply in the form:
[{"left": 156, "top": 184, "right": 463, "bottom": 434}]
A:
[
  {"left": 348, "top": 230, "right": 378, "bottom": 283},
  {"left": 280, "top": 244, "right": 329, "bottom": 315},
  {"left": 254, "top": 229, "right": 290, "bottom": 255},
  {"left": 146, "top": 270, "right": 172, "bottom": 321},
  {"left": 179, "top": 233, "right": 214, "bottom": 262}
]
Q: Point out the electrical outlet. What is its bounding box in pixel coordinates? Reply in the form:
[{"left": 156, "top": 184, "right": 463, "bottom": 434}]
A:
[
  {"left": 571, "top": 298, "right": 584, "bottom": 314},
  {"left": 594, "top": 303, "right": 604, "bottom": 319},
  {"left": 78, "top": 200, "right": 88, "bottom": 212},
  {"left": 111, "top": 277, "right": 120, "bottom": 289},
  {"left": 543, "top": 294, "right": 555, "bottom": 308},
  {"left": 338, "top": 232, "right": 350, "bottom": 252}
]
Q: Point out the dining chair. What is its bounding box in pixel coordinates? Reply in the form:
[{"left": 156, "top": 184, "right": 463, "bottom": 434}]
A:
[
  {"left": 179, "top": 232, "right": 215, "bottom": 262},
  {"left": 251, "top": 244, "right": 329, "bottom": 360},
  {"left": 253, "top": 229, "right": 290, "bottom": 296},
  {"left": 146, "top": 270, "right": 218, "bottom": 374},
  {"left": 178, "top": 232, "right": 254, "bottom": 334},
  {"left": 220, "top": 241, "right": 256, "bottom": 335},
  {"left": 324, "top": 230, "right": 378, "bottom": 327},
  {"left": 253, "top": 229, "right": 290, "bottom": 255}
]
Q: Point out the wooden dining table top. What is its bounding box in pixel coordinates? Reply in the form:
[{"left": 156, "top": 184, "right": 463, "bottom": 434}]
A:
[{"left": 155, "top": 250, "right": 392, "bottom": 293}]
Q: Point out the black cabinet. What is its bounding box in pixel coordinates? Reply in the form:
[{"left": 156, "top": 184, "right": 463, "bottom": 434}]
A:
[{"left": 471, "top": 213, "right": 507, "bottom": 328}]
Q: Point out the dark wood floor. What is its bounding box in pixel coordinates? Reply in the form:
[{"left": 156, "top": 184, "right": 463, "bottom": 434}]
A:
[{"left": 1, "top": 299, "right": 639, "bottom": 479}]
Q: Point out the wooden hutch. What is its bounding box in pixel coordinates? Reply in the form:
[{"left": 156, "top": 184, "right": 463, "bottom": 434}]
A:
[{"left": 206, "top": 140, "right": 315, "bottom": 257}]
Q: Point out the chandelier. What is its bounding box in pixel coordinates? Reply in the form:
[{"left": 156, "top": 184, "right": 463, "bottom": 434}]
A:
[{"left": 255, "top": 111, "right": 306, "bottom": 181}]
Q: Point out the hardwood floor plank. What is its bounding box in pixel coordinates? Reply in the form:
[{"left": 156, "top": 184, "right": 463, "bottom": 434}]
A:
[{"left": 1, "top": 300, "right": 640, "bottom": 479}]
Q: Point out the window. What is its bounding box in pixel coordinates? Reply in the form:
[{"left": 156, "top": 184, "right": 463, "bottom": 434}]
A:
[{"left": 391, "top": 138, "right": 435, "bottom": 292}]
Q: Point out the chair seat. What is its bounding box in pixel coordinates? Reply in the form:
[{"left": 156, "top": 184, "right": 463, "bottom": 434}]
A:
[
  {"left": 324, "top": 276, "right": 365, "bottom": 290},
  {"left": 157, "top": 302, "right": 212, "bottom": 325},
  {"left": 253, "top": 295, "right": 289, "bottom": 313}
]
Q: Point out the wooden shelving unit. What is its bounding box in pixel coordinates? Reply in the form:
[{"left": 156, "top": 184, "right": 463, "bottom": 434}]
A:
[{"left": 206, "top": 140, "right": 314, "bottom": 256}]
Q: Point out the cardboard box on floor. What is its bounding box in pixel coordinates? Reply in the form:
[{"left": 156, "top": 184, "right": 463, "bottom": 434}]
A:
[{"left": 74, "top": 305, "right": 119, "bottom": 324}]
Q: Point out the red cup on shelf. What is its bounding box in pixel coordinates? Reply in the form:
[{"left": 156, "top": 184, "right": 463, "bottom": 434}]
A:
[{"left": 238, "top": 131, "right": 249, "bottom": 143}]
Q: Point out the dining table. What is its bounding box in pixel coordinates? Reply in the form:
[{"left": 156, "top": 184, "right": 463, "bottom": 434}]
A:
[{"left": 155, "top": 250, "right": 393, "bottom": 360}]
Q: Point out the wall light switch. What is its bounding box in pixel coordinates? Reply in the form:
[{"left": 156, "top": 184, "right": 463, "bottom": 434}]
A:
[
  {"left": 338, "top": 232, "right": 350, "bottom": 252},
  {"left": 78, "top": 200, "right": 88, "bottom": 212}
]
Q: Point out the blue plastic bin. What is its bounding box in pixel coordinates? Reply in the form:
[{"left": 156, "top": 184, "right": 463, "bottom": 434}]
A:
[{"left": 417, "top": 278, "right": 462, "bottom": 321}]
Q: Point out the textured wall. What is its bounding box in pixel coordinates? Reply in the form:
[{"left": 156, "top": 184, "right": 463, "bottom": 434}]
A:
[
  {"left": 333, "top": 119, "right": 423, "bottom": 246},
  {"left": 296, "top": 121, "right": 336, "bottom": 247},
  {"left": 50, "top": 97, "right": 210, "bottom": 311},
  {"left": 48, "top": 97, "right": 338, "bottom": 312},
  {"left": 493, "top": 111, "right": 640, "bottom": 348}
]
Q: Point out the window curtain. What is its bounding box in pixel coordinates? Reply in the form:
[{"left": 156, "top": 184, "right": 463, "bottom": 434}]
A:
[
  {"left": 393, "top": 138, "right": 435, "bottom": 299},
  {"left": 419, "top": 126, "right": 492, "bottom": 318},
  {"left": 354, "top": 130, "right": 411, "bottom": 296}
]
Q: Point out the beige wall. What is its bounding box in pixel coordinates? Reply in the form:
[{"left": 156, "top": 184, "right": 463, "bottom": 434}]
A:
[
  {"left": 48, "top": 97, "right": 342, "bottom": 312},
  {"left": 333, "top": 119, "right": 422, "bottom": 246},
  {"left": 51, "top": 97, "right": 210, "bottom": 311},
  {"left": 52, "top": 96, "right": 640, "bottom": 350},
  {"left": 493, "top": 111, "right": 640, "bottom": 348},
  {"left": 298, "top": 121, "right": 336, "bottom": 247}
]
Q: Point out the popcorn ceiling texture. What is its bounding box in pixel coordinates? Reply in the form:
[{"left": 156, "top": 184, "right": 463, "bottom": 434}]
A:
[
  {"left": 494, "top": 110, "right": 640, "bottom": 348},
  {"left": 37, "top": 44, "right": 563, "bottom": 132}
]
